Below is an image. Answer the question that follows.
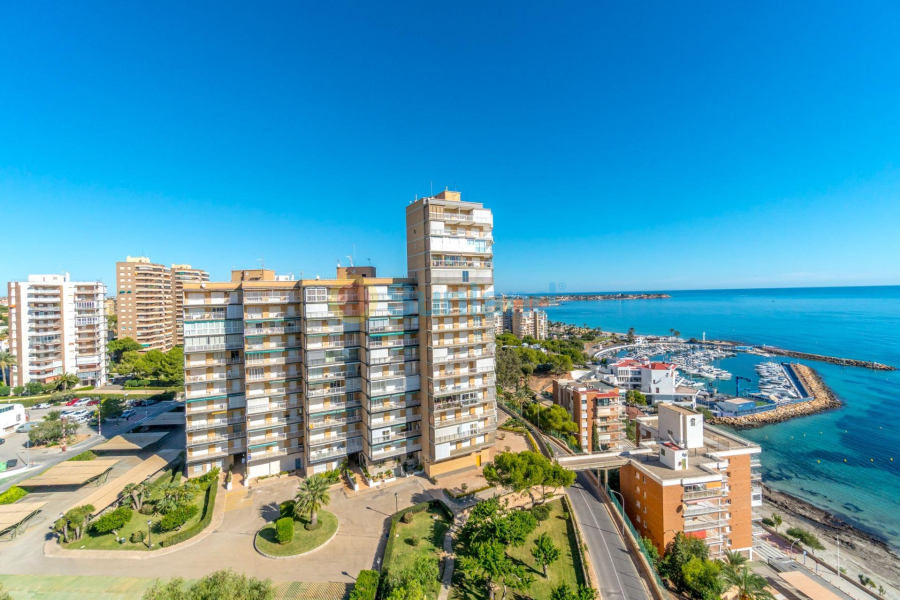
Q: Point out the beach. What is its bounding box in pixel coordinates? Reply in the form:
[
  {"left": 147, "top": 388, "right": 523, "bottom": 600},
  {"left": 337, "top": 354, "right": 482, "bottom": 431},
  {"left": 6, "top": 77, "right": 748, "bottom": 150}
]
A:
[{"left": 759, "top": 485, "right": 900, "bottom": 599}]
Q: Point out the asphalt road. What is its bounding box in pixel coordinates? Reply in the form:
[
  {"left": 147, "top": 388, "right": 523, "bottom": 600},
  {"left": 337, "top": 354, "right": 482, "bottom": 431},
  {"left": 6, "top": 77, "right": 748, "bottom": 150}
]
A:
[
  {"left": 0, "top": 401, "right": 179, "bottom": 492},
  {"left": 567, "top": 472, "right": 652, "bottom": 600}
]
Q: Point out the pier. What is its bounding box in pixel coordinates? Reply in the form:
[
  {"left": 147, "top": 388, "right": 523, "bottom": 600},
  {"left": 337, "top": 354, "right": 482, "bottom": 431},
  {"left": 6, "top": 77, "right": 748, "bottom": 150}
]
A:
[{"left": 762, "top": 347, "right": 896, "bottom": 371}]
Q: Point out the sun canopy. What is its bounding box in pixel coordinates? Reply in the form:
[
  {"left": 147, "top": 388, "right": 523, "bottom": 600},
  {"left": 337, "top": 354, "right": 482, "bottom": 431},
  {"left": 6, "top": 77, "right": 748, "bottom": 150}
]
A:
[
  {"left": 24, "top": 459, "right": 119, "bottom": 487},
  {"left": 93, "top": 432, "right": 169, "bottom": 451},
  {"left": 141, "top": 411, "right": 185, "bottom": 427},
  {"left": 0, "top": 502, "right": 47, "bottom": 535}
]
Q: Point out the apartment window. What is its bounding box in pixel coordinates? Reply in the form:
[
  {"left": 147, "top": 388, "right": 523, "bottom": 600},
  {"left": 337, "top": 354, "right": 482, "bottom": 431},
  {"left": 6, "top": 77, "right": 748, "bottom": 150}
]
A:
[{"left": 306, "top": 287, "right": 327, "bottom": 303}]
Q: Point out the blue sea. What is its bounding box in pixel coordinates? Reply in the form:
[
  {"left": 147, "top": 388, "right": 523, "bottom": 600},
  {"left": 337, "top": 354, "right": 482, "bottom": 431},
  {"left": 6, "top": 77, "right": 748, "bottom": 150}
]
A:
[{"left": 542, "top": 286, "right": 900, "bottom": 550}]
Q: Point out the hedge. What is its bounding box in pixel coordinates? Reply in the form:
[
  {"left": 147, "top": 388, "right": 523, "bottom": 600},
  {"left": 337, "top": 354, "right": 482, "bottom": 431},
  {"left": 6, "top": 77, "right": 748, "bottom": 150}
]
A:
[
  {"left": 275, "top": 517, "right": 294, "bottom": 544},
  {"left": 349, "top": 570, "right": 380, "bottom": 600},
  {"left": 68, "top": 451, "right": 97, "bottom": 462},
  {"left": 443, "top": 484, "right": 492, "bottom": 500},
  {"left": 157, "top": 503, "right": 199, "bottom": 533},
  {"left": 280, "top": 500, "right": 296, "bottom": 520},
  {"left": 158, "top": 481, "right": 218, "bottom": 547},
  {"left": 561, "top": 495, "right": 590, "bottom": 587},
  {"left": 0, "top": 486, "right": 28, "bottom": 505}
]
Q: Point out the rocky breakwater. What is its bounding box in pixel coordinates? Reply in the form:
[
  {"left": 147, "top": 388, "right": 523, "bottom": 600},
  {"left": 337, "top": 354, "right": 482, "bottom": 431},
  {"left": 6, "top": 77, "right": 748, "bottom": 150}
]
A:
[
  {"left": 766, "top": 347, "right": 896, "bottom": 371},
  {"left": 710, "top": 364, "right": 841, "bottom": 429}
]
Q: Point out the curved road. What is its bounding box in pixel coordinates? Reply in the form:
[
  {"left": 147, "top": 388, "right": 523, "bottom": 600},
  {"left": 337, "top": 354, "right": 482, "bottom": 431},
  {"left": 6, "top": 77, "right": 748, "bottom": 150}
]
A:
[{"left": 567, "top": 472, "right": 652, "bottom": 600}]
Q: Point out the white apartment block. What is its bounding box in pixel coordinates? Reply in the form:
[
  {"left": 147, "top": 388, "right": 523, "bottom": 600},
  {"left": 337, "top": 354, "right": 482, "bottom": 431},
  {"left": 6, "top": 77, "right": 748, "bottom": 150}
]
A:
[
  {"left": 7, "top": 274, "right": 108, "bottom": 388},
  {"left": 510, "top": 308, "right": 548, "bottom": 340}
]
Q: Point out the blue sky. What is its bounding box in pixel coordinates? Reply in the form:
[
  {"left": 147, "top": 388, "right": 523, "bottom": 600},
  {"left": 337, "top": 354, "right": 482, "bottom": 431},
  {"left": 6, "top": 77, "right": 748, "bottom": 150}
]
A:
[{"left": 3, "top": 1, "right": 900, "bottom": 293}]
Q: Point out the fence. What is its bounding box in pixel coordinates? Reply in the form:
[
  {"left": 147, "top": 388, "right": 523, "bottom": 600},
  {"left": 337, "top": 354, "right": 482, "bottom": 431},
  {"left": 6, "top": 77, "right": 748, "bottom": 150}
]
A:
[{"left": 605, "top": 483, "right": 666, "bottom": 589}]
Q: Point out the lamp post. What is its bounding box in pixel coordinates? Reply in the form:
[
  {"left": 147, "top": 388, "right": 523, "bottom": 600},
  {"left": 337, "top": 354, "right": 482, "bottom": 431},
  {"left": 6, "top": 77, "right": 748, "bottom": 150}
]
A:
[
  {"left": 789, "top": 538, "right": 800, "bottom": 558},
  {"left": 394, "top": 492, "right": 398, "bottom": 515},
  {"left": 609, "top": 489, "right": 626, "bottom": 535},
  {"left": 58, "top": 512, "right": 68, "bottom": 543},
  {"left": 147, "top": 520, "right": 153, "bottom": 548}
]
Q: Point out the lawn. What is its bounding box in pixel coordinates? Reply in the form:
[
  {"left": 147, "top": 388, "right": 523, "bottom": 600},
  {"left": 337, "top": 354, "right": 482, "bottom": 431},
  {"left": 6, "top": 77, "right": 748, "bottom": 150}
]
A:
[
  {"left": 387, "top": 504, "right": 452, "bottom": 596},
  {"left": 255, "top": 510, "right": 339, "bottom": 557},
  {"left": 453, "top": 499, "right": 583, "bottom": 600},
  {"left": 61, "top": 471, "right": 205, "bottom": 551}
]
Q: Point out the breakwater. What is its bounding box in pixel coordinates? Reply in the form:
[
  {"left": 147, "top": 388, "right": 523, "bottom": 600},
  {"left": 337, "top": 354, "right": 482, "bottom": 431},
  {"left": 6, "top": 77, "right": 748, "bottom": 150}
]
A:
[
  {"left": 710, "top": 364, "right": 841, "bottom": 429},
  {"left": 764, "top": 347, "right": 895, "bottom": 371}
]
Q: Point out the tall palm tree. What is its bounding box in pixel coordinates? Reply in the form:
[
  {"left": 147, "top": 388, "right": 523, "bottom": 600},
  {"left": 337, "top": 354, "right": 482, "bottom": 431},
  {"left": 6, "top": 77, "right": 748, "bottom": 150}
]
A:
[
  {"left": 723, "top": 549, "right": 749, "bottom": 571},
  {"left": 54, "top": 373, "right": 81, "bottom": 391},
  {"left": 0, "top": 351, "right": 16, "bottom": 387},
  {"left": 721, "top": 565, "right": 776, "bottom": 600},
  {"left": 293, "top": 474, "right": 331, "bottom": 526}
]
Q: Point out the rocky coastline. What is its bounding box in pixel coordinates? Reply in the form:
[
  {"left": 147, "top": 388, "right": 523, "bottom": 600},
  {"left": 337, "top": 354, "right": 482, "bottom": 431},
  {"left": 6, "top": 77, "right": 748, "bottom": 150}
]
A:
[{"left": 710, "top": 364, "right": 841, "bottom": 429}]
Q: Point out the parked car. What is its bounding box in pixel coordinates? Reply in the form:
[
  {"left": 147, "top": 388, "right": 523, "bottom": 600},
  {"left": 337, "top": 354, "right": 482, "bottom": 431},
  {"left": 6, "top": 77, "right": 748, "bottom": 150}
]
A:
[
  {"left": 73, "top": 398, "right": 92, "bottom": 407},
  {"left": 0, "top": 438, "right": 5, "bottom": 445},
  {"left": 86, "top": 399, "right": 100, "bottom": 406},
  {"left": 120, "top": 409, "right": 136, "bottom": 419},
  {"left": 15, "top": 423, "right": 37, "bottom": 434},
  {"left": 33, "top": 403, "right": 51, "bottom": 410},
  {"left": 65, "top": 398, "right": 80, "bottom": 406},
  {"left": 143, "top": 399, "right": 159, "bottom": 406}
]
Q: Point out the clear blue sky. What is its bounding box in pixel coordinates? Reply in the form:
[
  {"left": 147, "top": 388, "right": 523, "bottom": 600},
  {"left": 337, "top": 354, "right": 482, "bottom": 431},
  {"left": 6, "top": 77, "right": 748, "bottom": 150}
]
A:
[{"left": 3, "top": 1, "right": 900, "bottom": 293}]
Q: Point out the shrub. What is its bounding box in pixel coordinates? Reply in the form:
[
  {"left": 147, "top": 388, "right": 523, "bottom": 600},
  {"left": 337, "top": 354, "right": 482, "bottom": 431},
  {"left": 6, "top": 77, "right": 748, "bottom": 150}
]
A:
[
  {"left": 0, "top": 385, "right": 10, "bottom": 397},
  {"left": 190, "top": 467, "right": 220, "bottom": 489},
  {"left": 349, "top": 570, "right": 380, "bottom": 600},
  {"left": 786, "top": 526, "right": 825, "bottom": 550},
  {"left": 157, "top": 503, "right": 199, "bottom": 533},
  {"left": 139, "top": 503, "right": 155, "bottom": 515},
  {"left": 124, "top": 379, "right": 150, "bottom": 388},
  {"left": 401, "top": 511, "right": 414, "bottom": 524},
  {"left": 0, "top": 486, "right": 28, "bottom": 505},
  {"left": 761, "top": 517, "right": 775, "bottom": 527},
  {"left": 159, "top": 483, "right": 217, "bottom": 547},
  {"left": 406, "top": 536, "right": 420, "bottom": 546},
  {"left": 532, "top": 504, "right": 551, "bottom": 522},
  {"left": 93, "top": 506, "right": 133, "bottom": 534},
  {"left": 68, "top": 451, "right": 97, "bottom": 461},
  {"left": 305, "top": 521, "right": 322, "bottom": 531},
  {"left": 275, "top": 517, "right": 294, "bottom": 544},
  {"left": 130, "top": 530, "right": 145, "bottom": 544}
]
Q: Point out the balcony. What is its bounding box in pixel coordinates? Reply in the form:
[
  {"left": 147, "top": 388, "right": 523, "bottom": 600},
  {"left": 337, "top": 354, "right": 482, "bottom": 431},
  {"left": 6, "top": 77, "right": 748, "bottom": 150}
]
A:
[
  {"left": 186, "top": 448, "right": 234, "bottom": 463},
  {"left": 683, "top": 502, "right": 725, "bottom": 517},
  {"left": 308, "top": 414, "right": 362, "bottom": 429},
  {"left": 365, "top": 336, "right": 419, "bottom": 349},
  {"left": 368, "top": 397, "right": 421, "bottom": 413},
  {"left": 683, "top": 517, "right": 726, "bottom": 533},
  {"left": 307, "top": 368, "right": 361, "bottom": 382},
  {"left": 432, "top": 366, "right": 493, "bottom": 379},
  {"left": 186, "top": 416, "right": 244, "bottom": 431},
  {"left": 367, "top": 412, "right": 422, "bottom": 429},
  {"left": 186, "top": 402, "right": 229, "bottom": 415},
  {"left": 430, "top": 274, "right": 493, "bottom": 285},
  {"left": 431, "top": 259, "right": 493, "bottom": 269},
  {"left": 369, "top": 440, "right": 423, "bottom": 460},
  {"left": 243, "top": 294, "right": 299, "bottom": 304},
  {"left": 248, "top": 433, "right": 288, "bottom": 445},
  {"left": 368, "top": 352, "right": 418, "bottom": 365},
  {"left": 431, "top": 378, "right": 495, "bottom": 396},
  {"left": 428, "top": 210, "right": 492, "bottom": 225},
  {"left": 435, "top": 410, "right": 496, "bottom": 429},
  {"left": 307, "top": 397, "right": 362, "bottom": 413},
  {"left": 683, "top": 488, "right": 724, "bottom": 501},
  {"left": 187, "top": 432, "right": 245, "bottom": 446},
  {"left": 432, "top": 391, "right": 491, "bottom": 412},
  {"left": 187, "top": 373, "right": 226, "bottom": 383},
  {"left": 185, "top": 297, "right": 231, "bottom": 306},
  {"left": 309, "top": 447, "right": 350, "bottom": 463},
  {"left": 247, "top": 448, "right": 289, "bottom": 462},
  {"left": 185, "top": 311, "right": 227, "bottom": 321},
  {"left": 308, "top": 430, "right": 360, "bottom": 445},
  {"left": 305, "top": 337, "right": 360, "bottom": 350},
  {"left": 247, "top": 401, "right": 288, "bottom": 415},
  {"left": 185, "top": 341, "right": 244, "bottom": 353},
  {"left": 434, "top": 426, "right": 492, "bottom": 444}
]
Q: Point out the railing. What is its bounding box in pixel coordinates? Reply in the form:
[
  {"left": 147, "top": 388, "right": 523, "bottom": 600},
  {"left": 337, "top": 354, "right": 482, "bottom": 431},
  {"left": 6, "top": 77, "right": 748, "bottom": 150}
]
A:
[
  {"left": 432, "top": 349, "right": 494, "bottom": 363},
  {"left": 431, "top": 259, "right": 493, "bottom": 268},
  {"left": 186, "top": 449, "right": 232, "bottom": 462},
  {"left": 307, "top": 369, "right": 360, "bottom": 382},
  {"left": 247, "top": 448, "right": 289, "bottom": 461},
  {"left": 428, "top": 210, "right": 492, "bottom": 224},
  {"left": 186, "top": 373, "right": 226, "bottom": 383},
  {"left": 245, "top": 326, "right": 285, "bottom": 335},
  {"left": 185, "top": 312, "right": 227, "bottom": 321},
  {"left": 309, "top": 447, "right": 350, "bottom": 462},
  {"left": 430, "top": 275, "right": 493, "bottom": 284},
  {"left": 683, "top": 488, "right": 724, "bottom": 501},
  {"left": 368, "top": 353, "right": 418, "bottom": 365},
  {"left": 434, "top": 427, "right": 488, "bottom": 444},
  {"left": 247, "top": 401, "right": 287, "bottom": 414},
  {"left": 366, "top": 337, "right": 419, "bottom": 348},
  {"left": 186, "top": 402, "right": 229, "bottom": 414},
  {"left": 373, "top": 428, "right": 422, "bottom": 443},
  {"left": 308, "top": 414, "right": 362, "bottom": 429},
  {"left": 605, "top": 483, "right": 666, "bottom": 588},
  {"left": 683, "top": 518, "right": 725, "bottom": 533},
  {"left": 185, "top": 341, "right": 244, "bottom": 353},
  {"left": 307, "top": 398, "right": 362, "bottom": 413},
  {"left": 248, "top": 433, "right": 287, "bottom": 445},
  {"left": 683, "top": 503, "right": 725, "bottom": 517},
  {"left": 244, "top": 294, "right": 298, "bottom": 304},
  {"left": 436, "top": 410, "right": 496, "bottom": 428},
  {"left": 186, "top": 416, "right": 244, "bottom": 431},
  {"left": 185, "top": 298, "right": 231, "bottom": 306},
  {"left": 187, "top": 432, "right": 244, "bottom": 446},
  {"left": 368, "top": 398, "right": 421, "bottom": 413}
]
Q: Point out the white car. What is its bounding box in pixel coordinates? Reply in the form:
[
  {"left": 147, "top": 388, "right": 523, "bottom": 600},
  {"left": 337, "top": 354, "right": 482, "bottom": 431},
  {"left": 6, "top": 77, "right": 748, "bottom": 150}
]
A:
[
  {"left": 73, "top": 398, "right": 92, "bottom": 407},
  {"left": 33, "top": 403, "right": 52, "bottom": 410}
]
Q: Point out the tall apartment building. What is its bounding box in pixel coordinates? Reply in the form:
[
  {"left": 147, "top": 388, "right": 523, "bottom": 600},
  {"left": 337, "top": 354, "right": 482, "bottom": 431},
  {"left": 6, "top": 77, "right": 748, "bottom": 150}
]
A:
[
  {"left": 170, "top": 264, "right": 210, "bottom": 346},
  {"left": 510, "top": 308, "right": 548, "bottom": 340},
  {"left": 621, "top": 404, "right": 763, "bottom": 558},
  {"left": 7, "top": 274, "right": 108, "bottom": 388},
  {"left": 406, "top": 190, "right": 497, "bottom": 477},
  {"left": 552, "top": 378, "right": 624, "bottom": 451},
  {"left": 183, "top": 189, "right": 495, "bottom": 481},
  {"left": 116, "top": 257, "right": 207, "bottom": 351}
]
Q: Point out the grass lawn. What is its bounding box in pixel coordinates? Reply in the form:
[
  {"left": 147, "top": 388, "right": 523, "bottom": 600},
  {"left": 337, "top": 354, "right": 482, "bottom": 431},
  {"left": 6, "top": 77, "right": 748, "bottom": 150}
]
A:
[
  {"left": 255, "top": 510, "right": 338, "bottom": 557},
  {"left": 387, "top": 504, "right": 452, "bottom": 596},
  {"left": 453, "top": 499, "right": 583, "bottom": 600},
  {"left": 61, "top": 471, "right": 203, "bottom": 551}
]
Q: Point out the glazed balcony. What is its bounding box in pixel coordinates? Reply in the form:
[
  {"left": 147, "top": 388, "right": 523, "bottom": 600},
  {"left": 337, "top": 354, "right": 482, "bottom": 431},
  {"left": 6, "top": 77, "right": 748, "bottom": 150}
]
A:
[
  {"left": 308, "top": 413, "right": 362, "bottom": 430},
  {"left": 185, "top": 416, "right": 244, "bottom": 431},
  {"left": 364, "top": 336, "right": 419, "bottom": 350},
  {"left": 435, "top": 410, "right": 496, "bottom": 429},
  {"left": 428, "top": 210, "right": 492, "bottom": 226},
  {"left": 307, "top": 396, "right": 362, "bottom": 414},
  {"left": 367, "top": 396, "right": 421, "bottom": 413},
  {"left": 187, "top": 431, "right": 245, "bottom": 446}
]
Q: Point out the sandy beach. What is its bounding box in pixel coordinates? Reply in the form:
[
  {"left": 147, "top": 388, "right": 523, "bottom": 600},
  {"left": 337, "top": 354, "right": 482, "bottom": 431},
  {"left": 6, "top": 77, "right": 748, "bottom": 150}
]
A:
[{"left": 760, "top": 485, "right": 900, "bottom": 599}]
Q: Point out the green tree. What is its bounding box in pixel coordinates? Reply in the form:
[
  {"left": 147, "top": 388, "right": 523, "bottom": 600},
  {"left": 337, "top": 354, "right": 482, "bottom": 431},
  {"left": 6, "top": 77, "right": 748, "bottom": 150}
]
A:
[
  {"left": 142, "top": 569, "right": 274, "bottom": 600},
  {"left": 0, "top": 351, "right": 16, "bottom": 386},
  {"left": 24, "top": 381, "right": 44, "bottom": 396},
  {"left": 625, "top": 390, "right": 647, "bottom": 406},
  {"left": 497, "top": 333, "right": 522, "bottom": 347},
  {"left": 483, "top": 451, "right": 548, "bottom": 507},
  {"left": 458, "top": 539, "right": 533, "bottom": 600},
  {"left": 101, "top": 397, "right": 126, "bottom": 420},
  {"left": 293, "top": 474, "right": 331, "bottom": 526},
  {"left": 531, "top": 532, "right": 560, "bottom": 577},
  {"left": 460, "top": 497, "right": 537, "bottom": 549},
  {"left": 723, "top": 549, "right": 749, "bottom": 571},
  {"left": 12, "top": 385, "right": 24, "bottom": 396},
  {"left": 550, "top": 583, "right": 597, "bottom": 600},
  {"left": 108, "top": 337, "right": 142, "bottom": 363},
  {"left": 591, "top": 422, "right": 600, "bottom": 452},
  {"left": 54, "top": 372, "right": 81, "bottom": 391},
  {"left": 496, "top": 347, "right": 524, "bottom": 390},
  {"left": 785, "top": 526, "right": 825, "bottom": 551},
  {"left": 720, "top": 565, "right": 775, "bottom": 600},
  {"left": 681, "top": 556, "right": 724, "bottom": 600},
  {"left": 121, "top": 482, "right": 149, "bottom": 511},
  {"left": 386, "top": 555, "right": 439, "bottom": 599},
  {"left": 659, "top": 533, "right": 709, "bottom": 594},
  {"left": 627, "top": 327, "right": 636, "bottom": 343}
]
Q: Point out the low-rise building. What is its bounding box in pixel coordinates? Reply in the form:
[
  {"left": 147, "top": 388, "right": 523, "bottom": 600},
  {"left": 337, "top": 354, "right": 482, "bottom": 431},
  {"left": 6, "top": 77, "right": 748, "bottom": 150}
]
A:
[
  {"left": 620, "top": 404, "right": 763, "bottom": 559},
  {"left": 552, "top": 378, "right": 624, "bottom": 451},
  {"left": 595, "top": 358, "right": 697, "bottom": 404}
]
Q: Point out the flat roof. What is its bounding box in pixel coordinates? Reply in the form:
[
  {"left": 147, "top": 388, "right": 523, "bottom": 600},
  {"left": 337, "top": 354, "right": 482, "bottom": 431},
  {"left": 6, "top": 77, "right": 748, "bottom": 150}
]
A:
[
  {"left": 629, "top": 453, "right": 717, "bottom": 481},
  {"left": 24, "top": 459, "right": 120, "bottom": 487},
  {"left": 779, "top": 570, "right": 847, "bottom": 600},
  {"left": 0, "top": 502, "right": 47, "bottom": 531},
  {"left": 93, "top": 432, "right": 169, "bottom": 451}
]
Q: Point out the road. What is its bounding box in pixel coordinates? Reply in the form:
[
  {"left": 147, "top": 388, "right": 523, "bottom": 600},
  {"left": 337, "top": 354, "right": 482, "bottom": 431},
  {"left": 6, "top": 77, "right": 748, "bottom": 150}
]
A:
[
  {"left": 567, "top": 472, "right": 652, "bottom": 600},
  {"left": 0, "top": 401, "right": 180, "bottom": 493}
]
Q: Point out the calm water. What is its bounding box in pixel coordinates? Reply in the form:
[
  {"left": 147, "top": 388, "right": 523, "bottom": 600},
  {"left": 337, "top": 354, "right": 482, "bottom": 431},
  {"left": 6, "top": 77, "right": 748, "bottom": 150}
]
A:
[{"left": 544, "top": 287, "right": 900, "bottom": 549}]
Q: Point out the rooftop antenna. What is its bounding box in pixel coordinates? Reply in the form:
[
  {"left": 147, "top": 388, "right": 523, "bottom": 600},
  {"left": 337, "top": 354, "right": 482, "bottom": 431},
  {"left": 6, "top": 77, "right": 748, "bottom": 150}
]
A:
[
  {"left": 367, "top": 257, "right": 372, "bottom": 265},
  {"left": 346, "top": 255, "right": 354, "bottom": 267},
  {"left": 257, "top": 257, "right": 265, "bottom": 271},
  {"left": 430, "top": 181, "right": 433, "bottom": 196}
]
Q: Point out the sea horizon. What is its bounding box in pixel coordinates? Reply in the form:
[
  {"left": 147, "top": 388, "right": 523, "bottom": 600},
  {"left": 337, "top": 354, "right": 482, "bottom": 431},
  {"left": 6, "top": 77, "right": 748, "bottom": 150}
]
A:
[{"left": 506, "top": 283, "right": 900, "bottom": 296}]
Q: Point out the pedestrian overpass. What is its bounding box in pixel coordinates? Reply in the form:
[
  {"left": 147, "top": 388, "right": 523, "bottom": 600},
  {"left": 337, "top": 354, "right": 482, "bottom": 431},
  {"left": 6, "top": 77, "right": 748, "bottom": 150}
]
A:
[{"left": 554, "top": 451, "right": 632, "bottom": 471}]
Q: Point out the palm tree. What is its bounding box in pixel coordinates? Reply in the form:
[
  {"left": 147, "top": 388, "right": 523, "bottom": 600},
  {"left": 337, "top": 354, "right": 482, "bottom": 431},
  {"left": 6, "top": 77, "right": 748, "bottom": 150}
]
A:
[
  {"left": 723, "top": 549, "right": 749, "bottom": 571},
  {"left": 293, "top": 474, "right": 331, "bottom": 526},
  {"left": 721, "top": 565, "right": 776, "bottom": 600},
  {"left": 54, "top": 372, "right": 80, "bottom": 391},
  {"left": 122, "top": 482, "right": 148, "bottom": 511},
  {"left": 0, "top": 351, "right": 16, "bottom": 387},
  {"left": 771, "top": 513, "right": 782, "bottom": 533}
]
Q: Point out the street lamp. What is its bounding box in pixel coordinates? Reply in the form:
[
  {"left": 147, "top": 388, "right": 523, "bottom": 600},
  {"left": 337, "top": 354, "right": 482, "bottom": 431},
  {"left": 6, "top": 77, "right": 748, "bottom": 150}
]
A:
[
  {"left": 394, "top": 492, "right": 398, "bottom": 514},
  {"left": 147, "top": 520, "right": 153, "bottom": 548},
  {"left": 609, "top": 489, "right": 626, "bottom": 535},
  {"left": 789, "top": 538, "right": 800, "bottom": 558}
]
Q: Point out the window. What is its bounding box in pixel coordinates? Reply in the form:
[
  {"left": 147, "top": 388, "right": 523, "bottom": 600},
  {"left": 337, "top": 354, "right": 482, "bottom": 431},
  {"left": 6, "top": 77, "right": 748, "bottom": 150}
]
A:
[{"left": 306, "top": 287, "right": 327, "bottom": 302}]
